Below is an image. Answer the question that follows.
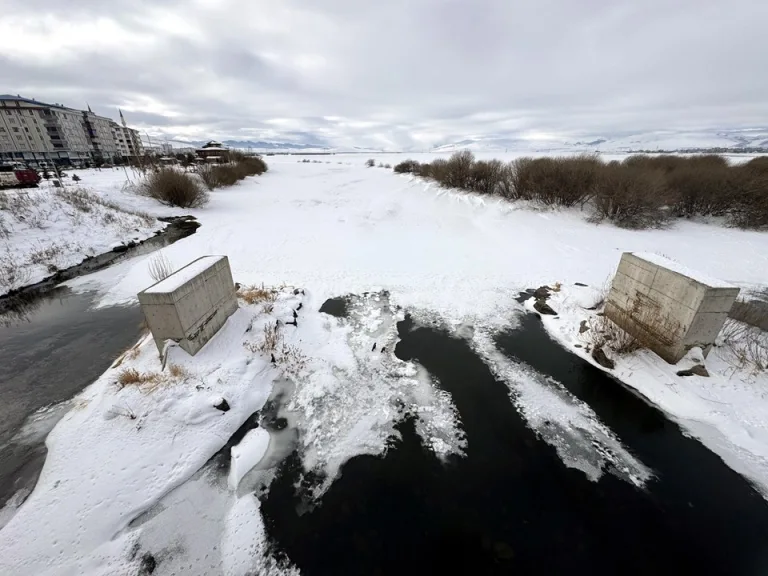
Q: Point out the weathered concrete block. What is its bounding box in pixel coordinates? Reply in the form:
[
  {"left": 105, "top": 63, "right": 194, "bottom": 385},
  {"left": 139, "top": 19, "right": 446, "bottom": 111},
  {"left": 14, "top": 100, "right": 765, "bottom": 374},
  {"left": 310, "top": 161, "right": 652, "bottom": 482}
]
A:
[
  {"left": 605, "top": 252, "right": 739, "bottom": 363},
  {"left": 138, "top": 255, "right": 238, "bottom": 356}
]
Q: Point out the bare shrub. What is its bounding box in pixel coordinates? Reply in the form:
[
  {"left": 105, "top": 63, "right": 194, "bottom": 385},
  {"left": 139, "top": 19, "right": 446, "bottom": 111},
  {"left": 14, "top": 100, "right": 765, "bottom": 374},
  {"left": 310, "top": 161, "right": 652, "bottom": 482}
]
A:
[
  {"left": 442, "top": 151, "right": 475, "bottom": 189},
  {"left": 393, "top": 160, "right": 420, "bottom": 174},
  {"left": 197, "top": 164, "right": 222, "bottom": 190},
  {"left": 725, "top": 167, "right": 768, "bottom": 229},
  {"left": 468, "top": 159, "right": 505, "bottom": 195},
  {"left": 588, "top": 314, "right": 641, "bottom": 355},
  {"left": 384, "top": 163, "right": 391, "bottom": 169},
  {"left": 590, "top": 163, "right": 671, "bottom": 229},
  {"left": 586, "top": 299, "right": 681, "bottom": 356},
  {"left": 259, "top": 322, "right": 282, "bottom": 353},
  {"left": 148, "top": 252, "right": 174, "bottom": 282},
  {"left": 199, "top": 157, "right": 269, "bottom": 190},
  {"left": 365, "top": 159, "right": 376, "bottom": 168},
  {"left": 141, "top": 169, "right": 209, "bottom": 208},
  {"left": 720, "top": 318, "right": 768, "bottom": 373},
  {"left": 511, "top": 154, "right": 601, "bottom": 207}
]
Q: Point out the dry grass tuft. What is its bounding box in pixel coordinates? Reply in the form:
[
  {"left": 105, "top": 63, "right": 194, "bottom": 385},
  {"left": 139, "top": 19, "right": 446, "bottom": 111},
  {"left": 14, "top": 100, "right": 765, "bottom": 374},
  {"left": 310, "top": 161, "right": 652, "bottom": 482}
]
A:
[
  {"left": 168, "top": 364, "right": 190, "bottom": 379},
  {"left": 117, "top": 368, "right": 159, "bottom": 387},
  {"left": 238, "top": 284, "right": 279, "bottom": 306}
]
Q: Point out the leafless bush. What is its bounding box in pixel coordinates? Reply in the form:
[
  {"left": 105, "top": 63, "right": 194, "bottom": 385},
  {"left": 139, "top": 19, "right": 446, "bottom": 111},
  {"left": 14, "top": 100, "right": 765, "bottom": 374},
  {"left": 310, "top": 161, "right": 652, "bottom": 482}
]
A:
[
  {"left": 586, "top": 299, "right": 681, "bottom": 356},
  {"left": 148, "top": 252, "right": 174, "bottom": 282},
  {"left": 511, "top": 154, "right": 601, "bottom": 207},
  {"left": 468, "top": 159, "right": 505, "bottom": 195},
  {"left": 365, "top": 159, "right": 376, "bottom": 168},
  {"left": 141, "top": 169, "right": 209, "bottom": 208},
  {"left": 259, "top": 322, "right": 282, "bottom": 353},
  {"left": 443, "top": 151, "right": 475, "bottom": 189},
  {"left": 384, "top": 163, "right": 392, "bottom": 169},
  {"left": 590, "top": 163, "right": 672, "bottom": 229},
  {"left": 393, "top": 160, "right": 421, "bottom": 174},
  {"left": 198, "top": 157, "right": 269, "bottom": 190},
  {"left": 720, "top": 318, "right": 768, "bottom": 373}
]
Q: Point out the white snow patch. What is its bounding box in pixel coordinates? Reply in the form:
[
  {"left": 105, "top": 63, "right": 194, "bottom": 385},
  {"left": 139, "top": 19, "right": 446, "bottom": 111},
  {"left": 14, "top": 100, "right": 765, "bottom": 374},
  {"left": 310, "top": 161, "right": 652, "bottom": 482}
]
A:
[
  {"left": 472, "top": 326, "right": 653, "bottom": 487},
  {"left": 631, "top": 252, "right": 737, "bottom": 288},
  {"left": 228, "top": 428, "right": 271, "bottom": 490}
]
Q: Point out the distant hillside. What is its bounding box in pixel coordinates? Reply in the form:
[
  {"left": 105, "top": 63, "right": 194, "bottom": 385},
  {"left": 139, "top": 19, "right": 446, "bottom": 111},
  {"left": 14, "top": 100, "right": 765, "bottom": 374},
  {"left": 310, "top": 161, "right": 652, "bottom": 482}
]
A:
[{"left": 432, "top": 129, "right": 768, "bottom": 154}]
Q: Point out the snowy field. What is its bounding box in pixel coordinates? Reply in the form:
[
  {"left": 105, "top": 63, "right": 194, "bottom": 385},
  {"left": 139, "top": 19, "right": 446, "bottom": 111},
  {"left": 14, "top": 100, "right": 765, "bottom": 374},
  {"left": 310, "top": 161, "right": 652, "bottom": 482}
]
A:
[{"left": 1, "top": 159, "right": 767, "bottom": 574}]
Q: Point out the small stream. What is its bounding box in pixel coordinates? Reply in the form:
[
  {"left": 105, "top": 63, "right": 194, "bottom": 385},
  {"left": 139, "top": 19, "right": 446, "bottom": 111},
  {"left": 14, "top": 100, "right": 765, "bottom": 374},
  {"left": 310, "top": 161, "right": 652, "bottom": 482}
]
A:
[{"left": 0, "top": 217, "right": 199, "bottom": 509}]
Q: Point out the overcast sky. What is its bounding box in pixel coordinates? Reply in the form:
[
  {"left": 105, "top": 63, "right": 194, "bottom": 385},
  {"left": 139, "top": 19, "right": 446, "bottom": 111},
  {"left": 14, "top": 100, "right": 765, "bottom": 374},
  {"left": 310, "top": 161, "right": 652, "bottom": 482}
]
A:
[{"left": 1, "top": 0, "right": 766, "bottom": 149}]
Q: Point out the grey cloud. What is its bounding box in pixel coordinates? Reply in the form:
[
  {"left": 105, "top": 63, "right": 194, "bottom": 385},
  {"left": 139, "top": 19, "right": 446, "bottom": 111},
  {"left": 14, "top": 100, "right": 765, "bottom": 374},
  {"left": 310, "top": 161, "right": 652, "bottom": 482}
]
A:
[{"left": 1, "top": 0, "right": 766, "bottom": 149}]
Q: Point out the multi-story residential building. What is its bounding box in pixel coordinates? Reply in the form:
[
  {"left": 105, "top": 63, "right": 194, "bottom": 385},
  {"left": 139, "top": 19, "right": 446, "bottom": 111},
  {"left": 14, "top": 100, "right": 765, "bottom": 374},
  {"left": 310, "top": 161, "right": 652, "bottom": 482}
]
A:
[
  {"left": 110, "top": 121, "right": 143, "bottom": 159},
  {"left": 0, "top": 95, "right": 143, "bottom": 166}
]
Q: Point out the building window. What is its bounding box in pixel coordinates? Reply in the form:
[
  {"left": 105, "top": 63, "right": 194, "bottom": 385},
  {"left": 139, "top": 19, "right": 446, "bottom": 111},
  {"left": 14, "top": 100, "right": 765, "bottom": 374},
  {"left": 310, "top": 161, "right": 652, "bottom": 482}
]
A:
[{"left": 12, "top": 127, "right": 19, "bottom": 132}]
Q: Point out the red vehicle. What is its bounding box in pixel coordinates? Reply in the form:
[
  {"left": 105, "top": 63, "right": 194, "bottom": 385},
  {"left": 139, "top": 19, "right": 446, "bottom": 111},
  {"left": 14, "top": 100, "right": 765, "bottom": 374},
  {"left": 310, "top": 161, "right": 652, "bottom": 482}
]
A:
[{"left": 0, "top": 163, "right": 41, "bottom": 189}]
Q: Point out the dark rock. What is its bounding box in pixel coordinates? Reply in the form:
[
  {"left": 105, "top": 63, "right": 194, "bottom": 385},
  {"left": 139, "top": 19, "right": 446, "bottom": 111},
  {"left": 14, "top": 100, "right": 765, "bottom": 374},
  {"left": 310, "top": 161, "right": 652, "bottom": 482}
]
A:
[
  {"left": 214, "top": 398, "right": 230, "bottom": 412},
  {"left": 533, "top": 300, "right": 557, "bottom": 316},
  {"left": 271, "top": 353, "right": 276, "bottom": 364},
  {"left": 592, "top": 347, "right": 615, "bottom": 370},
  {"left": 297, "top": 303, "right": 303, "bottom": 311},
  {"left": 677, "top": 365, "right": 710, "bottom": 378},
  {"left": 575, "top": 282, "right": 588, "bottom": 287},
  {"left": 371, "top": 343, "right": 377, "bottom": 351},
  {"left": 111, "top": 244, "right": 129, "bottom": 253},
  {"left": 381, "top": 347, "right": 386, "bottom": 353},
  {"left": 574, "top": 344, "right": 583, "bottom": 348},
  {"left": 533, "top": 286, "right": 551, "bottom": 300},
  {"left": 579, "top": 320, "right": 590, "bottom": 334},
  {"left": 140, "top": 553, "right": 157, "bottom": 574},
  {"left": 293, "top": 309, "right": 298, "bottom": 319},
  {"left": 235, "top": 282, "right": 241, "bottom": 290},
  {"left": 287, "top": 319, "right": 297, "bottom": 327}
]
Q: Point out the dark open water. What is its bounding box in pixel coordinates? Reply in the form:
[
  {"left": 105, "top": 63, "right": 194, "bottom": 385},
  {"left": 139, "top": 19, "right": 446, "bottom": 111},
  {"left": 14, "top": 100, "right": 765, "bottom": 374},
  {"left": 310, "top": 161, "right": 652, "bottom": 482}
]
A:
[{"left": 260, "top": 309, "right": 768, "bottom": 576}]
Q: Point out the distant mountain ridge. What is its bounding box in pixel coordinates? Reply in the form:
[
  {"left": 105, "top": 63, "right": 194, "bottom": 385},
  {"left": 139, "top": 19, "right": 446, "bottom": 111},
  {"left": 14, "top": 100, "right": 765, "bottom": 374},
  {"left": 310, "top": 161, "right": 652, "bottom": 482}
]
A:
[{"left": 431, "top": 129, "right": 768, "bottom": 154}]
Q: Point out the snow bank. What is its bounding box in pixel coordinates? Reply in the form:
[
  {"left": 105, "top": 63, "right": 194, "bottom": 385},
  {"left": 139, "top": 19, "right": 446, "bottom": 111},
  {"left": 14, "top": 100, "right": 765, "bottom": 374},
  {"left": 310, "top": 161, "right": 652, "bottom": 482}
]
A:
[
  {"left": 535, "top": 283, "right": 768, "bottom": 498},
  {"left": 0, "top": 184, "right": 163, "bottom": 295},
  {"left": 228, "top": 428, "right": 270, "bottom": 490},
  {"left": 0, "top": 304, "right": 277, "bottom": 574}
]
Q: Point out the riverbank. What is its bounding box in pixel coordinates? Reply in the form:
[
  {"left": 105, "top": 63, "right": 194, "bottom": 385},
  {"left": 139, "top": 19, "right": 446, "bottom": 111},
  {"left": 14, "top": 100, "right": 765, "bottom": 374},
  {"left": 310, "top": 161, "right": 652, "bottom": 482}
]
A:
[{"left": 0, "top": 182, "right": 166, "bottom": 296}]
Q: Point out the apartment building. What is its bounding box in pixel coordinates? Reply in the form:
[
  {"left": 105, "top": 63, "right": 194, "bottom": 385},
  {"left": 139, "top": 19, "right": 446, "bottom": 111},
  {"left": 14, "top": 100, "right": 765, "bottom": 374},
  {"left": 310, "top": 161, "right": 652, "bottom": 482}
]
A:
[
  {"left": 110, "top": 122, "right": 144, "bottom": 159},
  {"left": 0, "top": 95, "right": 142, "bottom": 166}
]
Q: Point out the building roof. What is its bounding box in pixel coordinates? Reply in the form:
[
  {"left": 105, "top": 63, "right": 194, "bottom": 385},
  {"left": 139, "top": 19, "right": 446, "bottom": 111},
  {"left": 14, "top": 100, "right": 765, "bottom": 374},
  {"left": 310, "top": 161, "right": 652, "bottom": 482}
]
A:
[{"left": 0, "top": 94, "right": 72, "bottom": 110}]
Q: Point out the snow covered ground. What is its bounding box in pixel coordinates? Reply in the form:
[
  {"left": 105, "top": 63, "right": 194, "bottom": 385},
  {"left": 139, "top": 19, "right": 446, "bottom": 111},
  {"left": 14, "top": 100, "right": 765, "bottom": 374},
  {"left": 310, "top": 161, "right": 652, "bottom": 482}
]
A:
[
  {"left": 2, "top": 158, "right": 768, "bottom": 573},
  {"left": 0, "top": 175, "right": 165, "bottom": 296}
]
